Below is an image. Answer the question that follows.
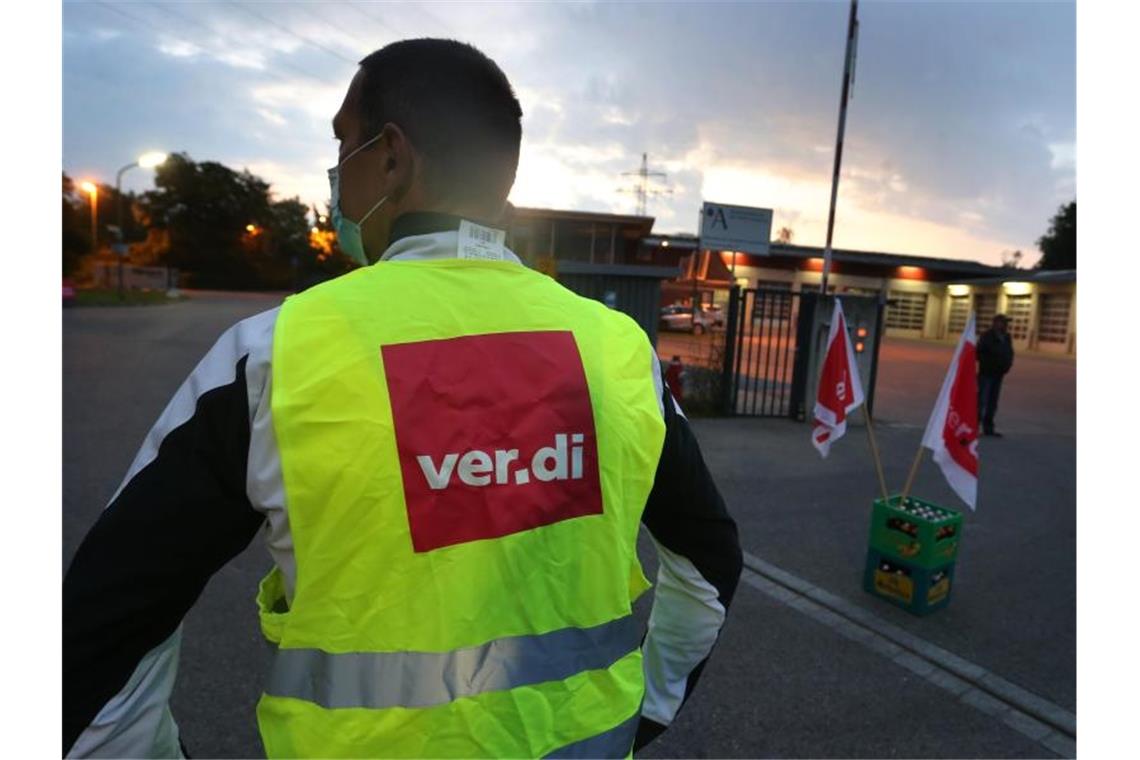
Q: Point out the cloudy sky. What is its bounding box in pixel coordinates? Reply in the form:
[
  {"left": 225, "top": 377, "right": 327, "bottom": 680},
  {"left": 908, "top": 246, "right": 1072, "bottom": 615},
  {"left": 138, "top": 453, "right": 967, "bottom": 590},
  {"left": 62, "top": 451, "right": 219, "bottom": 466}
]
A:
[{"left": 63, "top": 1, "right": 1075, "bottom": 266}]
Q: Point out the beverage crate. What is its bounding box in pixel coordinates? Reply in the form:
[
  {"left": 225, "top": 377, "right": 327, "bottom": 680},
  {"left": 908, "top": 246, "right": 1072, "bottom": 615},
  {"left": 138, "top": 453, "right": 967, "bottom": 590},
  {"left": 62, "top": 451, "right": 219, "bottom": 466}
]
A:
[
  {"left": 867, "top": 494, "right": 963, "bottom": 570},
  {"left": 862, "top": 548, "right": 954, "bottom": 616}
]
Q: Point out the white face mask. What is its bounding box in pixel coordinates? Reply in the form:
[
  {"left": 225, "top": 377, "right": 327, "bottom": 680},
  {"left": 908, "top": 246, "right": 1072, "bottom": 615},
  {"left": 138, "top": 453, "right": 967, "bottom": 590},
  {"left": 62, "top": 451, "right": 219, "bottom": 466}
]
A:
[{"left": 328, "top": 132, "right": 388, "bottom": 266}]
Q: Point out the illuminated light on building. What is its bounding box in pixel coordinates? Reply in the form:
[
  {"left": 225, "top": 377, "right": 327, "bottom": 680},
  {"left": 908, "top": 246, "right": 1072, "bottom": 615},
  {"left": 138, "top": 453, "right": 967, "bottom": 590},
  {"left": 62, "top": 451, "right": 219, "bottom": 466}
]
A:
[
  {"left": 947, "top": 284, "right": 970, "bottom": 297},
  {"left": 804, "top": 257, "right": 825, "bottom": 272},
  {"left": 661, "top": 240, "right": 669, "bottom": 247},
  {"left": 856, "top": 326, "right": 868, "bottom": 338},
  {"left": 1003, "top": 281, "right": 1032, "bottom": 296},
  {"left": 855, "top": 341, "right": 865, "bottom": 353},
  {"left": 896, "top": 265, "right": 926, "bottom": 280}
]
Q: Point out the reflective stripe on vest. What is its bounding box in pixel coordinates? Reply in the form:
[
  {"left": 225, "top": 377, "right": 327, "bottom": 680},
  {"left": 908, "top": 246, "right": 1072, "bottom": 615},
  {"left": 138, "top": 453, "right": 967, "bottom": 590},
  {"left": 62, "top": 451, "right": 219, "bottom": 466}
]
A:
[{"left": 265, "top": 615, "right": 639, "bottom": 710}]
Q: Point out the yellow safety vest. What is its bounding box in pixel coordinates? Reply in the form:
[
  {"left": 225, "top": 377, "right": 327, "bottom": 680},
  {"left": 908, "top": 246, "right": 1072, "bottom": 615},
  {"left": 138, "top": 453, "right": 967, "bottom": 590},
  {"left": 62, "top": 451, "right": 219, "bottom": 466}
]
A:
[{"left": 256, "top": 257, "right": 665, "bottom": 758}]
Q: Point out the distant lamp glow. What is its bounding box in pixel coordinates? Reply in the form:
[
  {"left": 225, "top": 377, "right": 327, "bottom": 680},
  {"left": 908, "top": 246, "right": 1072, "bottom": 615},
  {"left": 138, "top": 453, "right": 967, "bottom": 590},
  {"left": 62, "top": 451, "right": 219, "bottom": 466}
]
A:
[
  {"left": 311, "top": 226, "right": 320, "bottom": 234},
  {"left": 318, "top": 215, "right": 327, "bottom": 224},
  {"left": 80, "top": 181, "right": 97, "bottom": 196},
  {"left": 246, "top": 224, "right": 257, "bottom": 233},
  {"left": 947, "top": 284, "right": 970, "bottom": 297},
  {"left": 856, "top": 326, "right": 868, "bottom": 338},
  {"left": 661, "top": 240, "right": 670, "bottom": 247},
  {"left": 1003, "top": 281, "right": 1032, "bottom": 296},
  {"left": 855, "top": 341, "right": 865, "bottom": 353},
  {"left": 138, "top": 152, "right": 168, "bottom": 169}
]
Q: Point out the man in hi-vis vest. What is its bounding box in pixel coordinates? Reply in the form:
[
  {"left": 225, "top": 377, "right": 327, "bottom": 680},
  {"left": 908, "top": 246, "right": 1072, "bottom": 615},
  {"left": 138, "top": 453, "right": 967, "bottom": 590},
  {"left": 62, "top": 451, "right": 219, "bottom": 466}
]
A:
[{"left": 64, "top": 39, "right": 742, "bottom": 759}]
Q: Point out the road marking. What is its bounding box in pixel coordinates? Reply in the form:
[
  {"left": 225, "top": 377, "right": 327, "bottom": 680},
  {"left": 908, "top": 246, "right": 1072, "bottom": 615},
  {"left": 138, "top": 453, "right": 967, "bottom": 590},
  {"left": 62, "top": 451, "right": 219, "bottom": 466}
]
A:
[{"left": 740, "top": 551, "right": 1076, "bottom": 758}]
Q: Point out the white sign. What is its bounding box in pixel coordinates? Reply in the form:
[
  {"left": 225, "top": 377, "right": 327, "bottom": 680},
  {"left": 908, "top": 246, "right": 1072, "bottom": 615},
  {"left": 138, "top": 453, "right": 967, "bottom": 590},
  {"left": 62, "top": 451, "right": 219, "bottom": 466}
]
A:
[{"left": 699, "top": 202, "right": 773, "bottom": 256}]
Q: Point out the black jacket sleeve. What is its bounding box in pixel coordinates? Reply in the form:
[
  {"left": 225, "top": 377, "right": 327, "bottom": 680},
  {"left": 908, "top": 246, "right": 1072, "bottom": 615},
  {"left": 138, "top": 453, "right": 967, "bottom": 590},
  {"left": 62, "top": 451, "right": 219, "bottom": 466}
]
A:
[
  {"left": 634, "top": 379, "right": 743, "bottom": 751},
  {"left": 63, "top": 355, "right": 265, "bottom": 755}
]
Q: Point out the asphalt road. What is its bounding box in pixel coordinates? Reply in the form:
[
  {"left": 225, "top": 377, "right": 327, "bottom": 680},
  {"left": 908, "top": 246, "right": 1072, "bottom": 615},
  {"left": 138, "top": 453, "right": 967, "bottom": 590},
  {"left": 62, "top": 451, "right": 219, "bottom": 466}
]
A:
[{"left": 63, "top": 292, "right": 1075, "bottom": 758}]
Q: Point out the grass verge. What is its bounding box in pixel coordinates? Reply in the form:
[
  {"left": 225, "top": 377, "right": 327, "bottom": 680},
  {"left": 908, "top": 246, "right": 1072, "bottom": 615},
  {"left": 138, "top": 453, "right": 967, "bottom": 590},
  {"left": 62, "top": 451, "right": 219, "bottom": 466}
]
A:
[{"left": 72, "top": 289, "right": 185, "bottom": 307}]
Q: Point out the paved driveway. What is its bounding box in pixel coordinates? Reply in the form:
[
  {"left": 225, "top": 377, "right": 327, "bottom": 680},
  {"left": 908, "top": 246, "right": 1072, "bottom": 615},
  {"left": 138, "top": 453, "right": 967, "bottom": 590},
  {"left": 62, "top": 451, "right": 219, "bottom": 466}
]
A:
[{"left": 64, "top": 294, "right": 1074, "bottom": 757}]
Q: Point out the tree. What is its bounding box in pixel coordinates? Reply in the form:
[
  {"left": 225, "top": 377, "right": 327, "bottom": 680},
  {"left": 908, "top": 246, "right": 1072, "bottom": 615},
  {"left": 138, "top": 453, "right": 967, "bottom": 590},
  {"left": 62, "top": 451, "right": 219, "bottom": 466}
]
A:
[
  {"left": 1000, "top": 250, "right": 1024, "bottom": 268},
  {"left": 62, "top": 174, "right": 88, "bottom": 277},
  {"left": 139, "top": 153, "right": 274, "bottom": 288},
  {"left": 70, "top": 152, "right": 342, "bottom": 290},
  {"left": 1036, "top": 201, "right": 1075, "bottom": 270},
  {"left": 775, "top": 226, "right": 794, "bottom": 244}
]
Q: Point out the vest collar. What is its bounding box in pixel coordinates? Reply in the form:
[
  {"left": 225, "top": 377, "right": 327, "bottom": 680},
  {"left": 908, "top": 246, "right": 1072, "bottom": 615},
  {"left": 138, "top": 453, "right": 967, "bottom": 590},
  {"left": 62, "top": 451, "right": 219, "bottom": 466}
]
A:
[
  {"left": 387, "top": 212, "right": 466, "bottom": 245},
  {"left": 379, "top": 212, "right": 521, "bottom": 265}
]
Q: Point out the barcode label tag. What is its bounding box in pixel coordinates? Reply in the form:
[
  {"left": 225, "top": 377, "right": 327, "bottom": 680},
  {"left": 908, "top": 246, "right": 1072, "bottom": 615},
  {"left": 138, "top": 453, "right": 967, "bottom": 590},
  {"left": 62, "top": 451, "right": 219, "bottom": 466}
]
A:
[{"left": 458, "top": 220, "right": 507, "bottom": 261}]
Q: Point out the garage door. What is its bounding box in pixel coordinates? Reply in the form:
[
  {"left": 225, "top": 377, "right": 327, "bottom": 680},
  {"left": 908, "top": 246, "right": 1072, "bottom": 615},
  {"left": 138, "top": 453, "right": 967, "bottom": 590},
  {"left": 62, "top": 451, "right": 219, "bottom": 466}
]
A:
[
  {"left": 886, "top": 291, "right": 927, "bottom": 331},
  {"left": 1038, "top": 293, "right": 1072, "bottom": 344},
  {"left": 974, "top": 293, "right": 997, "bottom": 329},
  {"left": 948, "top": 295, "right": 970, "bottom": 336},
  {"left": 1006, "top": 294, "right": 1032, "bottom": 343}
]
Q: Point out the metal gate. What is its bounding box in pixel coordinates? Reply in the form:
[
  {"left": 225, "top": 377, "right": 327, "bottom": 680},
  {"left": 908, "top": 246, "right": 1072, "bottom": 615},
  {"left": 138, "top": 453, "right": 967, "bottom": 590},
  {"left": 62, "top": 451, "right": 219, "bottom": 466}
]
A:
[{"left": 721, "top": 288, "right": 802, "bottom": 416}]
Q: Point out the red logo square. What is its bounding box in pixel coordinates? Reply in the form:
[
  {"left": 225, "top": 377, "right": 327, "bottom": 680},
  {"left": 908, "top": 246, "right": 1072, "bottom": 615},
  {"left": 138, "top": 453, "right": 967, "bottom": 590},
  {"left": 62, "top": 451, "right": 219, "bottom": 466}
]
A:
[{"left": 381, "top": 331, "right": 602, "bottom": 553}]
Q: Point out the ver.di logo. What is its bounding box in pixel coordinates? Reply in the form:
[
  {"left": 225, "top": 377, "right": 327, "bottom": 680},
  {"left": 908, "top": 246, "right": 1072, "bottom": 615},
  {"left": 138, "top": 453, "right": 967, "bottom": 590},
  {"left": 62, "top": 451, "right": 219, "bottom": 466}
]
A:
[{"left": 382, "top": 331, "right": 603, "bottom": 553}]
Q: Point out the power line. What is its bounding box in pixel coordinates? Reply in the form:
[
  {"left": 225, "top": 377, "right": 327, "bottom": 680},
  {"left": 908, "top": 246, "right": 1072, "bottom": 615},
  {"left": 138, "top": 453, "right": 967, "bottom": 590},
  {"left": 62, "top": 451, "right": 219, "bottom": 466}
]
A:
[
  {"left": 294, "top": 3, "right": 381, "bottom": 57},
  {"left": 148, "top": 0, "right": 332, "bottom": 87},
  {"left": 345, "top": 0, "right": 406, "bottom": 38},
  {"left": 92, "top": 0, "right": 335, "bottom": 90},
  {"left": 226, "top": 0, "right": 357, "bottom": 65},
  {"left": 142, "top": 1, "right": 331, "bottom": 88}
]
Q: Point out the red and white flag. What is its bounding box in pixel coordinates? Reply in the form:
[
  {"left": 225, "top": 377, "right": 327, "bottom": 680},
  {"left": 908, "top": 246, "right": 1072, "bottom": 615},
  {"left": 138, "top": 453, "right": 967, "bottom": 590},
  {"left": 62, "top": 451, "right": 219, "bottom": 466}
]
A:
[
  {"left": 812, "top": 299, "right": 865, "bottom": 457},
  {"left": 921, "top": 312, "right": 979, "bottom": 509}
]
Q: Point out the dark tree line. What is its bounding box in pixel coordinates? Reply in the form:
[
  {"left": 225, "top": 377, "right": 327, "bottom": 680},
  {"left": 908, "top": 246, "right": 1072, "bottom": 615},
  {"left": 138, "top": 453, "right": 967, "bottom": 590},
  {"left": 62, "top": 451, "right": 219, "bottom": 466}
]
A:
[
  {"left": 62, "top": 152, "right": 355, "bottom": 289},
  {"left": 1036, "top": 200, "right": 1075, "bottom": 271}
]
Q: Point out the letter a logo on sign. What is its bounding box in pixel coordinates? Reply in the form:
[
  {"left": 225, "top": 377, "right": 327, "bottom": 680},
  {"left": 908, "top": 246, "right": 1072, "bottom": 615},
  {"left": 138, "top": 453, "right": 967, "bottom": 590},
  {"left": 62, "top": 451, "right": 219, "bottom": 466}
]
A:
[
  {"left": 706, "top": 205, "right": 728, "bottom": 230},
  {"left": 382, "top": 331, "right": 603, "bottom": 552}
]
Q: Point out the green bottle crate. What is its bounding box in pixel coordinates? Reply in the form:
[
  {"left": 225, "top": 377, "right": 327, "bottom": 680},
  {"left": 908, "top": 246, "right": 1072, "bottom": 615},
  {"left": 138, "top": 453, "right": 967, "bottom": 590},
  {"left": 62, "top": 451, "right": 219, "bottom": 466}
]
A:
[
  {"left": 862, "top": 548, "right": 955, "bottom": 616},
  {"left": 867, "top": 494, "right": 963, "bottom": 570}
]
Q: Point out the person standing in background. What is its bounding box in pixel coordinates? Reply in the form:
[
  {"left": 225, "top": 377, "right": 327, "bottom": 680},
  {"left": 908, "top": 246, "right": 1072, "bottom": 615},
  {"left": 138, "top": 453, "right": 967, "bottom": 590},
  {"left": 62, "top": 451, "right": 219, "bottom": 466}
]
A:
[{"left": 977, "top": 313, "right": 1014, "bottom": 436}]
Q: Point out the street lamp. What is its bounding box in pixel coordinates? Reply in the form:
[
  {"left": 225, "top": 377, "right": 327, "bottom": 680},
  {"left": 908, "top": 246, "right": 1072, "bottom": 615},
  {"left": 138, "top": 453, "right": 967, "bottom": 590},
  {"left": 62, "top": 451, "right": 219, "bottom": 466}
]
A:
[
  {"left": 115, "top": 152, "right": 168, "bottom": 299},
  {"left": 79, "top": 181, "right": 98, "bottom": 259}
]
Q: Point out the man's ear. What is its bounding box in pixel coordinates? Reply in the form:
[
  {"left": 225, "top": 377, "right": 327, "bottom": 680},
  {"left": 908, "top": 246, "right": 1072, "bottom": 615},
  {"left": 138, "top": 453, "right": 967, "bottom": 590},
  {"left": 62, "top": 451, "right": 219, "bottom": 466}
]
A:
[{"left": 380, "top": 122, "right": 415, "bottom": 195}]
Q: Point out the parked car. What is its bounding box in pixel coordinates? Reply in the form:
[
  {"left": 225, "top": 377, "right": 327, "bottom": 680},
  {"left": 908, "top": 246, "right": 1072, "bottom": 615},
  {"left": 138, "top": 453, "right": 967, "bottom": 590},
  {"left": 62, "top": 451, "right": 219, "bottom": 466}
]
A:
[
  {"left": 62, "top": 278, "right": 77, "bottom": 307},
  {"left": 702, "top": 303, "right": 726, "bottom": 328},
  {"left": 659, "top": 304, "right": 724, "bottom": 334}
]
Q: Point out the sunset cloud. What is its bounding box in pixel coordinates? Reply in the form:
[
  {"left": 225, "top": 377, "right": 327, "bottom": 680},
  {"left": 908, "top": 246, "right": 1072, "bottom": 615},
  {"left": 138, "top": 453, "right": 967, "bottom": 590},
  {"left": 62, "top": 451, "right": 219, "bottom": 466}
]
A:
[{"left": 64, "top": 1, "right": 1074, "bottom": 266}]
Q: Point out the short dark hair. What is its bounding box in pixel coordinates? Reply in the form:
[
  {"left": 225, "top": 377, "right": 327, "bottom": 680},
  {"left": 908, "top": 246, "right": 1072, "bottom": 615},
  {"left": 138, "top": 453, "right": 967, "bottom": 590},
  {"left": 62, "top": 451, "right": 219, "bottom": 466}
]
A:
[{"left": 357, "top": 39, "right": 522, "bottom": 211}]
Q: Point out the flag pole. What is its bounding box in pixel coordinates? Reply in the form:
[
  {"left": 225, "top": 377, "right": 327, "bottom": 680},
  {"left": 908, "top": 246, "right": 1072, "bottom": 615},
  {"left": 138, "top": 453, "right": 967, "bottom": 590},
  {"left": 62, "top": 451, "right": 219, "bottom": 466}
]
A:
[
  {"left": 820, "top": 0, "right": 859, "bottom": 295},
  {"left": 863, "top": 407, "right": 890, "bottom": 504},
  {"left": 899, "top": 445, "right": 925, "bottom": 506}
]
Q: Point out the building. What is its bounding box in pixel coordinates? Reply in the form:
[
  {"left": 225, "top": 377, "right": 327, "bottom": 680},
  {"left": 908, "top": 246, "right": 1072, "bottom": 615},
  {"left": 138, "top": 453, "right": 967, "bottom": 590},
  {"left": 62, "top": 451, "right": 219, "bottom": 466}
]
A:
[
  {"left": 640, "top": 236, "right": 1076, "bottom": 356},
  {"left": 504, "top": 206, "right": 654, "bottom": 266},
  {"left": 503, "top": 206, "right": 1077, "bottom": 356}
]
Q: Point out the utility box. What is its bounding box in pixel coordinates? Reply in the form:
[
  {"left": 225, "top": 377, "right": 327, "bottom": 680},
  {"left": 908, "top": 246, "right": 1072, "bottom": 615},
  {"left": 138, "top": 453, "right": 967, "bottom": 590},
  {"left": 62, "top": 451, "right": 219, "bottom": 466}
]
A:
[{"left": 790, "top": 292, "right": 884, "bottom": 421}]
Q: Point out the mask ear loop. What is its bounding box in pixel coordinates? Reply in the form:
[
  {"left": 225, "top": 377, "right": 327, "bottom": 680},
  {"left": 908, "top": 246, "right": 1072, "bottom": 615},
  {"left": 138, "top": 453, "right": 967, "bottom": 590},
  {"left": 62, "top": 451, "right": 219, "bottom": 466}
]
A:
[
  {"left": 339, "top": 131, "right": 385, "bottom": 167},
  {"left": 357, "top": 195, "right": 388, "bottom": 225}
]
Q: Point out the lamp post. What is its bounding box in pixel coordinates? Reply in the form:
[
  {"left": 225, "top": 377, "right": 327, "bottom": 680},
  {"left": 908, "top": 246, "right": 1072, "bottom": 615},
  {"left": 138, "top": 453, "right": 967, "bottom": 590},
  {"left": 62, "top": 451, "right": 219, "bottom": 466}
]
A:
[
  {"left": 115, "top": 151, "right": 168, "bottom": 300},
  {"left": 79, "top": 181, "right": 98, "bottom": 260}
]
